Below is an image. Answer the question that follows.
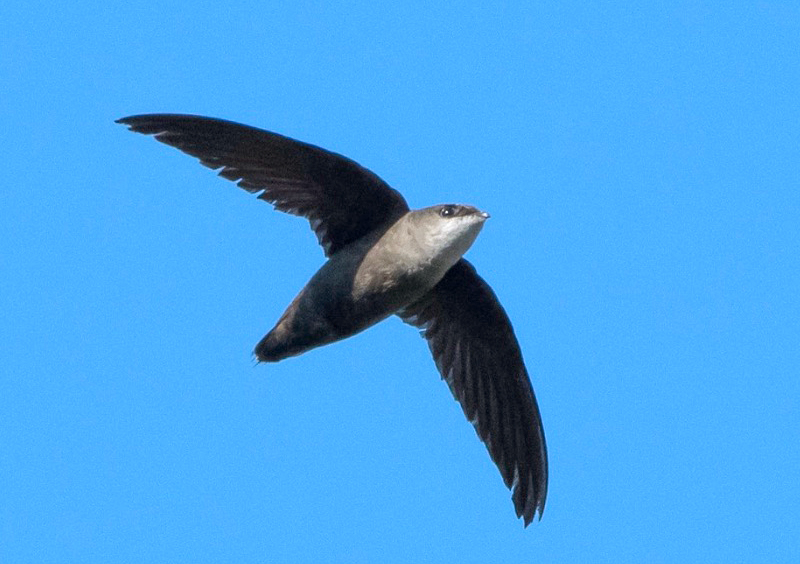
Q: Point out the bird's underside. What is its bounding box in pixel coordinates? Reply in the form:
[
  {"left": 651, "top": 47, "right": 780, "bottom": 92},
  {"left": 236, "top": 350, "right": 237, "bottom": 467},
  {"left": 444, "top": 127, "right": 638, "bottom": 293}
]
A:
[{"left": 117, "top": 114, "right": 548, "bottom": 525}]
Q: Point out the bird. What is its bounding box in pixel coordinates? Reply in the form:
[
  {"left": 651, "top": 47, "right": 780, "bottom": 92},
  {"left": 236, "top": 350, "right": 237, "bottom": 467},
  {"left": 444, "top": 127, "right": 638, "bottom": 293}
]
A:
[{"left": 117, "top": 114, "right": 548, "bottom": 525}]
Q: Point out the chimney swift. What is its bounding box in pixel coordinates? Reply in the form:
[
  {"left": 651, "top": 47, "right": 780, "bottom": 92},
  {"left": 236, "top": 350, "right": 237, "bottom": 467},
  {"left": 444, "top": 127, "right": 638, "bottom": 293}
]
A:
[{"left": 117, "top": 114, "right": 548, "bottom": 525}]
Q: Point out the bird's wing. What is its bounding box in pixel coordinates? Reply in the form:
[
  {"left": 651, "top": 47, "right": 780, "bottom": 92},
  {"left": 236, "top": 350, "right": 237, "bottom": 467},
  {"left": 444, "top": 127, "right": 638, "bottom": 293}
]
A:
[
  {"left": 398, "top": 259, "right": 548, "bottom": 525},
  {"left": 117, "top": 114, "right": 410, "bottom": 256}
]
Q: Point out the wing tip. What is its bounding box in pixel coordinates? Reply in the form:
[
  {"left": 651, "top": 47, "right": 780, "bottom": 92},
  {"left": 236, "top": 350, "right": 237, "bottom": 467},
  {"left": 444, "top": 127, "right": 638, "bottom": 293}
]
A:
[
  {"left": 115, "top": 114, "right": 152, "bottom": 126},
  {"left": 115, "top": 114, "right": 158, "bottom": 134},
  {"left": 519, "top": 498, "right": 546, "bottom": 528},
  {"left": 513, "top": 468, "right": 548, "bottom": 527},
  {"left": 115, "top": 113, "right": 206, "bottom": 133}
]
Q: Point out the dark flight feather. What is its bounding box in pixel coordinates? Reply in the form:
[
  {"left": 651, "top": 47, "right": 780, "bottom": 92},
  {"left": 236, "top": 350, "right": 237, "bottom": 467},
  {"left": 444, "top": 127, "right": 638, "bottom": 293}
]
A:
[
  {"left": 399, "top": 259, "right": 548, "bottom": 525},
  {"left": 116, "top": 114, "right": 409, "bottom": 256}
]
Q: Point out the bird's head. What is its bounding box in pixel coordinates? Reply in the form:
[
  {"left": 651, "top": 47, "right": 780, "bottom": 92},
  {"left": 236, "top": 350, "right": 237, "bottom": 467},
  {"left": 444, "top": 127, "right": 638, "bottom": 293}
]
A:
[{"left": 408, "top": 204, "right": 490, "bottom": 267}]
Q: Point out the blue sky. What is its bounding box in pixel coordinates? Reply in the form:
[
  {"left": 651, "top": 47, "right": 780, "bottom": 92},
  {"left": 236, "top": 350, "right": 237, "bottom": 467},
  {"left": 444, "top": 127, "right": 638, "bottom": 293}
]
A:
[{"left": 2, "top": 1, "right": 799, "bottom": 562}]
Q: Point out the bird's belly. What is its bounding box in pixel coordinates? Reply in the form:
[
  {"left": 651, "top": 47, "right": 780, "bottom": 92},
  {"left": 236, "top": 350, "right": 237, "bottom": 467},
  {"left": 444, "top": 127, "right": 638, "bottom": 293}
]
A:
[
  {"left": 259, "top": 239, "right": 446, "bottom": 361},
  {"left": 316, "top": 265, "right": 429, "bottom": 337}
]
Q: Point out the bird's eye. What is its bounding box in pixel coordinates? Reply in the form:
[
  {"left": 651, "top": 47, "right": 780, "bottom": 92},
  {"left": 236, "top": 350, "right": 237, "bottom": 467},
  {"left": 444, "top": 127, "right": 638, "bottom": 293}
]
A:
[{"left": 440, "top": 205, "right": 457, "bottom": 217}]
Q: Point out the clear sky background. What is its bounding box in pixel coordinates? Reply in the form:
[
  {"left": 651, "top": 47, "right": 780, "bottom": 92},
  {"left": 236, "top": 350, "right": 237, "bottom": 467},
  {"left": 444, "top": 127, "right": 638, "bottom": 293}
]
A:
[{"left": 2, "top": 2, "right": 798, "bottom": 562}]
